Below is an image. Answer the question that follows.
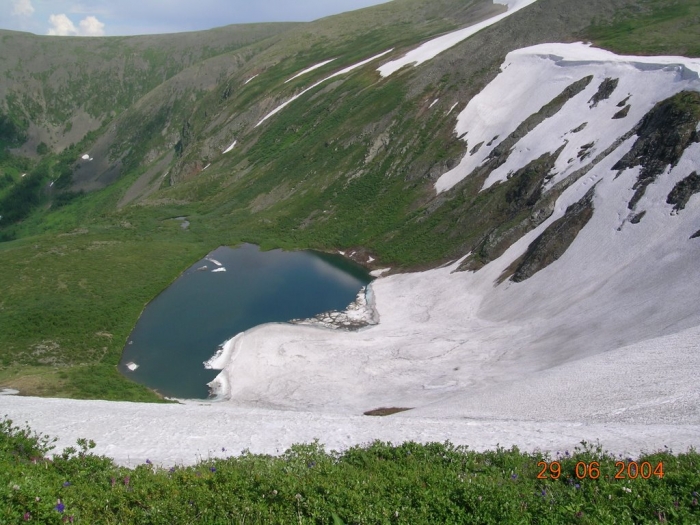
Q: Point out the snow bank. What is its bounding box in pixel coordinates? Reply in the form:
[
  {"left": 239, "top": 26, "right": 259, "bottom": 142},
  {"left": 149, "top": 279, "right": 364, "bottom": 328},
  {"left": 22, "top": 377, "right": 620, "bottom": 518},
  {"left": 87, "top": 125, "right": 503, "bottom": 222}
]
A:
[
  {"left": 244, "top": 74, "right": 258, "bottom": 85},
  {"left": 377, "top": 0, "right": 539, "bottom": 77},
  {"left": 256, "top": 49, "right": 393, "bottom": 127},
  {"left": 222, "top": 140, "right": 237, "bottom": 154},
  {"left": 284, "top": 58, "right": 336, "bottom": 83},
  {"left": 436, "top": 42, "right": 700, "bottom": 193},
  {"left": 0, "top": 395, "right": 696, "bottom": 467}
]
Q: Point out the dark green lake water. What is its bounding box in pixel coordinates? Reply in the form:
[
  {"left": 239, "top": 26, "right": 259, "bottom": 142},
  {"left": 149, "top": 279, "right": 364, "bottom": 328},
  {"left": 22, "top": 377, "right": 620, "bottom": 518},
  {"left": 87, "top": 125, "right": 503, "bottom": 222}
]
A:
[{"left": 118, "top": 244, "right": 371, "bottom": 399}]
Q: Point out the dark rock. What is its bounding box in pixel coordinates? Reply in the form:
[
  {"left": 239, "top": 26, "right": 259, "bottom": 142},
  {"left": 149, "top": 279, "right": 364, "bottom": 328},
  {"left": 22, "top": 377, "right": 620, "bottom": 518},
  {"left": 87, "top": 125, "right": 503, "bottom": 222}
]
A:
[
  {"left": 588, "top": 77, "right": 619, "bottom": 108},
  {"left": 507, "top": 185, "right": 596, "bottom": 283},
  {"left": 617, "top": 95, "right": 631, "bottom": 107},
  {"left": 629, "top": 210, "right": 646, "bottom": 224},
  {"left": 612, "top": 91, "right": 700, "bottom": 210},
  {"left": 691, "top": 229, "right": 700, "bottom": 239},
  {"left": 570, "top": 122, "right": 587, "bottom": 133},
  {"left": 612, "top": 104, "right": 631, "bottom": 119},
  {"left": 667, "top": 171, "right": 700, "bottom": 212},
  {"left": 470, "top": 141, "right": 484, "bottom": 155}
]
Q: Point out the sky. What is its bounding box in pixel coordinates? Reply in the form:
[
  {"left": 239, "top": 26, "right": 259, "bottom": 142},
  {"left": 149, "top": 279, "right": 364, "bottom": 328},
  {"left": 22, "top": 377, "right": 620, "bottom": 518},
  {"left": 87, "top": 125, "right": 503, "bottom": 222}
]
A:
[{"left": 2, "top": 0, "right": 391, "bottom": 36}]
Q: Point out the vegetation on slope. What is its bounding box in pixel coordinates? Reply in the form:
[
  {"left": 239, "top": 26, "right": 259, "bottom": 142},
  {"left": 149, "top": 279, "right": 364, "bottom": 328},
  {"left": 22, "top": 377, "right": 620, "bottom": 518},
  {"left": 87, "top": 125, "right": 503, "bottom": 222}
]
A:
[
  {"left": 583, "top": 0, "right": 700, "bottom": 56},
  {"left": 1, "top": 418, "right": 698, "bottom": 524}
]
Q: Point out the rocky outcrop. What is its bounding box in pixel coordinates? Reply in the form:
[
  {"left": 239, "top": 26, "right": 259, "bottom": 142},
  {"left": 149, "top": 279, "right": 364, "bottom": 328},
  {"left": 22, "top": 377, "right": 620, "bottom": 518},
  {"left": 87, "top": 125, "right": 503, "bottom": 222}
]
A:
[
  {"left": 612, "top": 91, "right": 700, "bottom": 210},
  {"left": 508, "top": 185, "right": 596, "bottom": 283},
  {"left": 667, "top": 171, "right": 700, "bottom": 212}
]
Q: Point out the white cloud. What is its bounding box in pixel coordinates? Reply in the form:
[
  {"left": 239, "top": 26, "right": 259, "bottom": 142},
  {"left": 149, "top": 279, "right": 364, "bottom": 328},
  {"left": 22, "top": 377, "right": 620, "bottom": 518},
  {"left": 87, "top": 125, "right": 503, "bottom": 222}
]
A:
[
  {"left": 12, "top": 0, "right": 35, "bottom": 16},
  {"left": 79, "top": 15, "right": 105, "bottom": 36},
  {"left": 47, "top": 13, "right": 78, "bottom": 35},
  {"left": 47, "top": 14, "right": 106, "bottom": 36}
]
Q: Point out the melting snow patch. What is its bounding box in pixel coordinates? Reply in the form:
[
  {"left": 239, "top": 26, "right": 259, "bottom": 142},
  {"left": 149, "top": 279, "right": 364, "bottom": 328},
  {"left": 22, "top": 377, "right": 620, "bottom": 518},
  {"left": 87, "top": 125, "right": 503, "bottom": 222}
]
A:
[
  {"left": 206, "top": 258, "right": 223, "bottom": 267},
  {"left": 125, "top": 362, "right": 139, "bottom": 371},
  {"left": 447, "top": 102, "right": 459, "bottom": 115},
  {"left": 377, "top": 0, "right": 539, "bottom": 77},
  {"left": 222, "top": 140, "right": 237, "bottom": 154},
  {"left": 370, "top": 268, "right": 391, "bottom": 277},
  {"left": 202, "top": 163, "right": 211, "bottom": 171},
  {"left": 435, "top": 42, "right": 700, "bottom": 194},
  {"left": 244, "top": 74, "right": 258, "bottom": 85},
  {"left": 256, "top": 49, "right": 393, "bottom": 127},
  {"left": 284, "top": 58, "right": 336, "bottom": 83},
  {"left": 429, "top": 98, "right": 439, "bottom": 108}
]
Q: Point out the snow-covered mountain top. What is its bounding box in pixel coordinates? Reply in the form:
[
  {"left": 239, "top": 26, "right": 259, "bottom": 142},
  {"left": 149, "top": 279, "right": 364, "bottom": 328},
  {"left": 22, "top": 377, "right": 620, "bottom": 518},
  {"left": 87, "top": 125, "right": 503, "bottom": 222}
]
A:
[{"left": 436, "top": 42, "right": 700, "bottom": 194}]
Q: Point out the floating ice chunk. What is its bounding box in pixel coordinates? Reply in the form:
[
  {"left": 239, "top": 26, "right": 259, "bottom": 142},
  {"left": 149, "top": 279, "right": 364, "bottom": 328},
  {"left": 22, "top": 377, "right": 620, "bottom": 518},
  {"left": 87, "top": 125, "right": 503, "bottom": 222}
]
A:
[
  {"left": 284, "top": 58, "right": 336, "bottom": 83},
  {"left": 368, "top": 256, "right": 375, "bottom": 263},
  {"left": 370, "top": 268, "right": 391, "bottom": 277},
  {"left": 125, "top": 362, "right": 139, "bottom": 371},
  {"left": 212, "top": 268, "right": 227, "bottom": 273},
  {"left": 222, "top": 140, "right": 237, "bottom": 154},
  {"left": 206, "top": 258, "right": 223, "bottom": 266},
  {"left": 81, "top": 154, "right": 90, "bottom": 160}
]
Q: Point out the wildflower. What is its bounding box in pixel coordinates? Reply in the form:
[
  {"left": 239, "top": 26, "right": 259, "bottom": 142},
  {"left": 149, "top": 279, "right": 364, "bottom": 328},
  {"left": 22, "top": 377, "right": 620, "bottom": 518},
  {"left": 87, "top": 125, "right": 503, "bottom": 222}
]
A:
[
  {"left": 575, "top": 511, "right": 583, "bottom": 518},
  {"left": 210, "top": 467, "right": 216, "bottom": 473},
  {"left": 12, "top": 484, "right": 20, "bottom": 491},
  {"left": 123, "top": 476, "right": 130, "bottom": 486},
  {"left": 272, "top": 490, "right": 278, "bottom": 496},
  {"left": 511, "top": 473, "right": 518, "bottom": 480},
  {"left": 574, "top": 484, "right": 580, "bottom": 490},
  {"left": 23, "top": 512, "right": 31, "bottom": 521},
  {"left": 692, "top": 498, "right": 698, "bottom": 506},
  {"left": 394, "top": 511, "right": 399, "bottom": 518},
  {"left": 565, "top": 451, "right": 570, "bottom": 457},
  {"left": 222, "top": 447, "right": 226, "bottom": 452},
  {"left": 673, "top": 501, "right": 679, "bottom": 508},
  {"left": 62, "top": 482, "right": 71, "bottom": 487},
  {"left": 146, "top": 459, "right": 152, "bottom": 465},
  {"left": 541, "top": 489, "right": 547, "bottom": 497},
  {"left": 169, "top": 467, "right": 176, "bottom": 473},
  {"left": 110, "top": 477, "right": 115, "bottom": 487},
  {"left": 295, "top": 494, "right": 303, "bottom": 501},
  {"left": 307, "top": 461, "right": 316, "bottom": 468},
  {"left": 622, "top": 487, "right": 632, "bottom": 493},
  {"left": 35, "top": 497, "right": 40, "bottom": 502},
  {"left": 55, "top": 500, "right": 65, "bottom": 513},
  {"left": 62, "top": 516, "right": 74, "bottom": 523}
]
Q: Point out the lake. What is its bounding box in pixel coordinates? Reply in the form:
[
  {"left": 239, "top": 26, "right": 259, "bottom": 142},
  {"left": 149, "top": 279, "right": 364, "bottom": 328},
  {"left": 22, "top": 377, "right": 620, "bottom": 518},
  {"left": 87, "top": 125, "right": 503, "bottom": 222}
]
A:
[{"left": 118, "top": 244, "right": 372, "bottom": 399}]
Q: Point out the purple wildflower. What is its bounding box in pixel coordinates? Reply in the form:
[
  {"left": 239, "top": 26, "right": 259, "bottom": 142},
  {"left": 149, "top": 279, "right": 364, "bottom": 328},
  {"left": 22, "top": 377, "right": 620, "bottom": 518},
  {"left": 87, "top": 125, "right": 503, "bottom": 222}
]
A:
[
  {"left": 55, "top": 500, "right": 65, "bottom": 513},
  {"left": 575, "top": 483, "right": 581, "bottom": 490},
  {"left": 222, "top": 447, "right": 226, "bottom": 452},
  {"left": 541, "top": 489, "right": 546, "bottom": 497},
  {"left": 146, "top": 459, "right": 152, "bottom": 465},
  {"left": 210, "top": 467, "right": 216, "bottom": 473},
  {"left": 23, "top": 512, "right": 31, "bottom": 521},
  {"left": 62, "top": 482, "right": 71, "bottom": 487},
  {"left": 511, "top": 473, "right": 518, "bottom": 480},
  {"left": 169, "top": 467, "right": 176, "bottom": 473},
  {"left": 123, "top": 476, "right": 130, "bottom": 486},
  {"left": 693, "top": 492, "right": 699, "bottom": 498},
  {"left": 692, "top": 498, "right": 698, "bottom": 506}
]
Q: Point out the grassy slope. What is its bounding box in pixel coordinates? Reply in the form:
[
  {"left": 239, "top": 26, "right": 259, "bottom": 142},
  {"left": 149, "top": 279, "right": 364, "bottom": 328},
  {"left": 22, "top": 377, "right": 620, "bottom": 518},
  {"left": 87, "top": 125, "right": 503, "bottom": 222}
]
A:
[
  {"left": 582, "top": 0, "right": 700, "bottom": 57},
  {"left": 0, "top": 0, "right": 697, "bottom": 400}
]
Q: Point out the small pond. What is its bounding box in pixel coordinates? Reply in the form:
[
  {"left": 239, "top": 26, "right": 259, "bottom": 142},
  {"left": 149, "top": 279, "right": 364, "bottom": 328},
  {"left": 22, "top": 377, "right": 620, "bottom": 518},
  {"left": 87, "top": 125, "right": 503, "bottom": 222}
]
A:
[{"left": 118, "top": 244, "right": 372, "bottom": 399}]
